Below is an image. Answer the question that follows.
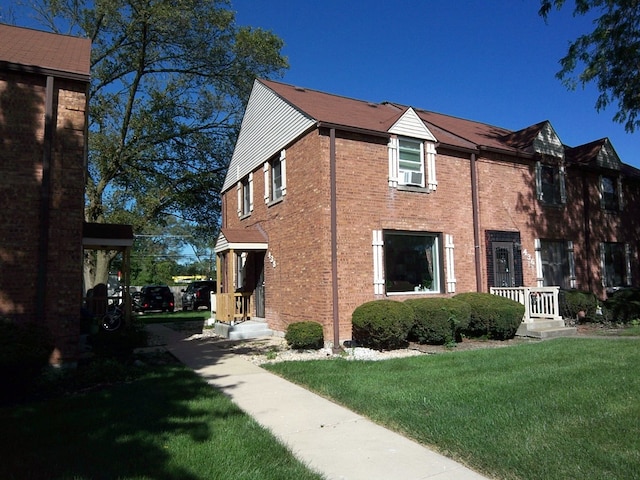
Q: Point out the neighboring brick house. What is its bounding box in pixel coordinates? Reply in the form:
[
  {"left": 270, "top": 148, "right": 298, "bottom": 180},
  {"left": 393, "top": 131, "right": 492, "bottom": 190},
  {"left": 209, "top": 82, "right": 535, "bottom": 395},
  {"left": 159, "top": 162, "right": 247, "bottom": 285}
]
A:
[
  {"left": 0, "top": 24, "right": 91, "bottom": 364},
  {"left": 215, "top": 79, "right": 640, "bottom": 345}
]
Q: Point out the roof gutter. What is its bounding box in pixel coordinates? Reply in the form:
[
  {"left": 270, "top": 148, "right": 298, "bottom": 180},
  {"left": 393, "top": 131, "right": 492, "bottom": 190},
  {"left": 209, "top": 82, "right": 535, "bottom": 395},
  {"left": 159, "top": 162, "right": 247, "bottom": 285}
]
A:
[
  {"left": 478, "top": 144, "right": 536, "bottom": 159},
  {"left": 317, "top": 121, "right": 390, "bottom": 139}
]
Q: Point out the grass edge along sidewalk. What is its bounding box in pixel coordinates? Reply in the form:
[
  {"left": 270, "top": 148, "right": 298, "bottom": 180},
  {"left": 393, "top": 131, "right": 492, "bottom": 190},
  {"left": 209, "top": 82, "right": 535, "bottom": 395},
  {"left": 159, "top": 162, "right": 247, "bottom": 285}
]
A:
[
  {"left": 0, "top": 361, "right": 324, "bottom": 480},
  {"left": 265, "top": 337, "right": 640, "bottom": 480}
]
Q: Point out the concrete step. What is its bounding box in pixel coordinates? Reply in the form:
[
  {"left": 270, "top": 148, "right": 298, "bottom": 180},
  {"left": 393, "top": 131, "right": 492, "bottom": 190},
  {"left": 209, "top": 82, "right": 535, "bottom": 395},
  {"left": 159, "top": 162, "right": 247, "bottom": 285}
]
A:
[
  {"left": 213, "top": 319, "right": 273, "bottom": 340},
  {"left": 517, "top": 325, "right": 577, "bottom": 339}
]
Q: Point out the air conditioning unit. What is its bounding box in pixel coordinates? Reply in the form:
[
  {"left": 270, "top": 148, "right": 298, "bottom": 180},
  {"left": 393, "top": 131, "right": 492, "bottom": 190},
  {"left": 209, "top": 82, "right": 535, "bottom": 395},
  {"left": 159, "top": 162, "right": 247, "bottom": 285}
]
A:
[{"left": 401, "top": 170, "right": 423, "bottom": 186}]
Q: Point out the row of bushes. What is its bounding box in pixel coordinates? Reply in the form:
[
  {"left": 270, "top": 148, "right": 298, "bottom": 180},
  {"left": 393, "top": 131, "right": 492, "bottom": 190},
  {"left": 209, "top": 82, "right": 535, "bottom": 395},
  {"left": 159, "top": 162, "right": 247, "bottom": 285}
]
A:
[
  {"left": 285, "top": 293, "right": 526, "bottom": 351},
  {"left": 351, "top": 293, "right": 525, "bottom": 350},
  {"left": 560, "top": 288, "right": 640, "bottom": 324}
]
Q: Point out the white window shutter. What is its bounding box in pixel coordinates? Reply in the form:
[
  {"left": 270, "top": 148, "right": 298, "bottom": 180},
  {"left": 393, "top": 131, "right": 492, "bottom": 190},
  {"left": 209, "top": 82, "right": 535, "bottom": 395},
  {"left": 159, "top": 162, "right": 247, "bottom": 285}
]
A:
[
  {"left": 618, "top": 177, "right": 624, "bottom": 211},
  {"left": 263, "top": 163, "right": 269, "bottom": 203},
  {"left": 388, "top": 137, "right": 398, "bottom": 187},
  {"left": 236, "top": 182, "right": 242, "bottom": 217},
  {"left": 535, "top": 161, "right": 543, "bottom": 200},
  {"left": 426, "top": 141, "right": 437, "bottom": 191},
  {"left": 559, "top": 165, "right": 567, "bottom": 204},
  {"left": 372, "top": 230, "right": 384, "bottom": 294},
  {"left": 281, "top": 149, "right": 287, "bottom": 196},
  {"left": 599, "top": 243, "right": 606, "bottom": 287},
  {"left": 625, "top": 243, "right": 632, "bottom": 285},
  {"left": 445, "top": 234, "right": 456, "bottom": 293},
  {"left": 599, "top": 175, "right": 605, "bottom": 209},
  {"left": 567, "top": 241, "right": 576, "bottom": 288},
  {"left": 534, "top": 238, "right": 544, "bottom": 287}
]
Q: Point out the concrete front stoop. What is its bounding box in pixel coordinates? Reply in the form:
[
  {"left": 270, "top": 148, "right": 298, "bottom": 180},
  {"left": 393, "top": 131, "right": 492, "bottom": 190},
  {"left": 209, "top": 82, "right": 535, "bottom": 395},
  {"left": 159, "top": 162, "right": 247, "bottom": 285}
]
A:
[
  {"left": 516, "top": 318, "right": 577, "bottom": 339},
  {"left": 211, "top": 318, "right": 273, "bottom": 340}
]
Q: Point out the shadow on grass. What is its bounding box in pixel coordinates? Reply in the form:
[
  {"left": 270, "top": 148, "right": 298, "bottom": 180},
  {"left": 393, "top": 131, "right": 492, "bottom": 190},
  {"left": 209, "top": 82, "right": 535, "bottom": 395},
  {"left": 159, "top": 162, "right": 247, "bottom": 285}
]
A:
[{"left": 1, "top": 364, "right": 241, "bottom": 479}]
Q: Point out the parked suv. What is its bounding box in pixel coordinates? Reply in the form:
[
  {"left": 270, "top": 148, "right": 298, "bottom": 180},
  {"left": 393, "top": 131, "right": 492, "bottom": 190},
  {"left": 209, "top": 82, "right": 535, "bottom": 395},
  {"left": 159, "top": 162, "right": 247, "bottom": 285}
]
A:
[
  {"left": 181, "top": 280, "right": 216, "bottom": 311},
  {"left": 134, "top": 285, "right": 175, "bottom": 313}
]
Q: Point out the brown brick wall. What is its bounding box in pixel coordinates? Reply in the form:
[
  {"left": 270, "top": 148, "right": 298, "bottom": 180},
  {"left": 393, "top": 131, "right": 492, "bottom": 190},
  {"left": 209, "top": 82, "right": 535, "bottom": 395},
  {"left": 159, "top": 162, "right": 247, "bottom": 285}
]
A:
[{"left": 0, "top": 71, "right": 87, "bottom": 364}]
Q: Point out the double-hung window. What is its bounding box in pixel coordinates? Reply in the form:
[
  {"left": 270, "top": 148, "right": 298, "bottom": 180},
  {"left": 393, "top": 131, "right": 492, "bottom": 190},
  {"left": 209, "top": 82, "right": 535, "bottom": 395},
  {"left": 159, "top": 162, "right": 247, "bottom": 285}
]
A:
[
  {"left": 538, "top": 239, "right": 574, "bottom": 289},
  {"left": 398, "top": 138, "right": 424, "bottom": 187},
  {"left": 237, "top": 173, "right": 253, "bottom": 217},
  {"left": 600, "top": 242, "right": 630, "bottom": 288},
  {"left": 264, "top": 149, "right": 286, "bottom": 205}
]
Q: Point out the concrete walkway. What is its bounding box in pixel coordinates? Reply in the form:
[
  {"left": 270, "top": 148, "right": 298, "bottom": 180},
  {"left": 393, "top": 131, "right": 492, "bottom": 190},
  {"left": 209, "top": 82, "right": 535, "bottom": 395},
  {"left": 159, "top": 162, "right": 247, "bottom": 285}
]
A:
[{"left": 147, "top": 324, "right": 490, "bottom": 480}]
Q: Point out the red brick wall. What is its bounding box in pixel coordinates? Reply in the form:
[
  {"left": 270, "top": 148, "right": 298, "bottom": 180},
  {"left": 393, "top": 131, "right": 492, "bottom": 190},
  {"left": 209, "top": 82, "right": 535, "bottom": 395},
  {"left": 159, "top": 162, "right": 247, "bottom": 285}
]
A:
[
  {"left": 222, "top": 127, "right": 640, "bottom": 343},
  {"left": 0, "top": 71, "right": 87, "bottom": 364}
]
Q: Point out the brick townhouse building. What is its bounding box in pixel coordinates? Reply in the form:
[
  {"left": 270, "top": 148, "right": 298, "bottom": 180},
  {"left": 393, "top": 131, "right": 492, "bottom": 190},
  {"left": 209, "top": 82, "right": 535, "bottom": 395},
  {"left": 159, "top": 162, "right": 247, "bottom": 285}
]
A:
[
  {"left": 0, "top": 24, "right": 91, "bottom": 364},
  {"left": 215, "top": 79, "right": 640, "bottom": 346}
]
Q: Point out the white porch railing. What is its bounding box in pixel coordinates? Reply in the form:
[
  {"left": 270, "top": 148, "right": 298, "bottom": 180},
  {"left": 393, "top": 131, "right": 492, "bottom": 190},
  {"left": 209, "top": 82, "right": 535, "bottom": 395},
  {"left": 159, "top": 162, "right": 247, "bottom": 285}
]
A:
[{"left": 490, "top": 286, "right": 562, "bottom": 323}]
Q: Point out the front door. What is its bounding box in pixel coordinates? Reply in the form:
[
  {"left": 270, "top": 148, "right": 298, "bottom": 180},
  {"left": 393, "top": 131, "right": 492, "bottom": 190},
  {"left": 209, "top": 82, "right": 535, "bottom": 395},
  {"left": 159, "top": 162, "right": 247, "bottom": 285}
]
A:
[{"left": 493, "top": 242, "right": 515, "bottom": 287}]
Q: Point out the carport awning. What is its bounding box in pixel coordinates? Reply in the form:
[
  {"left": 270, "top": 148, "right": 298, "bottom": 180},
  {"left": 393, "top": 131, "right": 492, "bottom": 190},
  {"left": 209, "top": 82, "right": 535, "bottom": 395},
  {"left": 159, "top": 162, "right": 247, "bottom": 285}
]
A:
[
  {"left": 214, "top": 227, "right": 268, "bottom": 253},
  {"left": 83, "top": 222, "right": 134, "bottom": 249}
]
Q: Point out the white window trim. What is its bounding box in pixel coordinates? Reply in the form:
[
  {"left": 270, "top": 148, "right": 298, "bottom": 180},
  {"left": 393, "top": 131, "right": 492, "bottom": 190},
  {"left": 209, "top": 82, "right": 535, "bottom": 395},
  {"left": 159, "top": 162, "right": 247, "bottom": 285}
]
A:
[
  {"left": 535, "top": 161, "right": 566, "bottom": 204},
  {"left": 535, "top": 238, "right": 576, "bottom": 288},
  {"left": 600, "top": 242, "right": 632, "bottom": 287},
  {"left": 388, "top": 136, "right": 436, "bottom": 191},
  {"left": 264, "top": 149, "right": 287, "bottom": 204},
  {"left": 237, "top": 173, "right": 253, "bottom": 217}
]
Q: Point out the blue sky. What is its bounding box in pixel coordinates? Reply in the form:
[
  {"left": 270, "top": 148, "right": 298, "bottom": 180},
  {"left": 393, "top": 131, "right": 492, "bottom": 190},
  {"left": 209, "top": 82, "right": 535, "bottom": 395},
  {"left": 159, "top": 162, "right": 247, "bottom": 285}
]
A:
[
  {"left": 3, "top": 0, "right": 637, "bottom": 168},
  {"left": 234, "top": 0, "right": 640, "bottom": 169}
]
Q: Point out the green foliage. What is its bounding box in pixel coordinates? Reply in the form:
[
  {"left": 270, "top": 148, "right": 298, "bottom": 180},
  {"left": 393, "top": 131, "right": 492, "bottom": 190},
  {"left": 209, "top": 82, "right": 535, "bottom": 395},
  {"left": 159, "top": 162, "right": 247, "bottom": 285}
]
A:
[
  {"left": 539, "top": 0, "right": 640, "bottom": 132},
  {"left": 0, "top": 318, "right": 53, "bottom": 404},
  {"left": 285, "top": 322, "right": 324, "bottom": 350},
  {"left": 32, "top": 0, "right": 288, "bottom": 286},
  {"left": 453, "top": 293, "right": 524, "bottom": 340},
  {"left": 405, "top": 298, "right": 471, "bottom": 345},
  {"left": 351, "top": 300, "right": 414, "bottom": 350},
  {"left": 559, "top": 289, "right": 599, "bottom": 322},
  {"left": 604, "top": 288, "right": 640, "bottom": 324}
]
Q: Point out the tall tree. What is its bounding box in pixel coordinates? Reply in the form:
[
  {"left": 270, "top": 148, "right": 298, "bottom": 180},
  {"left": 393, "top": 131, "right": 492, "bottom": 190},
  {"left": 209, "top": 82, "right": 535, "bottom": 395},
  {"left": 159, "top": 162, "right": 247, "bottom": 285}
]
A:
[
  {"left": 539, "top": 0, "right": 640, "bottom": 132},
  {"left": 32, "top": 0, "right": 288, "bottom": 285}
]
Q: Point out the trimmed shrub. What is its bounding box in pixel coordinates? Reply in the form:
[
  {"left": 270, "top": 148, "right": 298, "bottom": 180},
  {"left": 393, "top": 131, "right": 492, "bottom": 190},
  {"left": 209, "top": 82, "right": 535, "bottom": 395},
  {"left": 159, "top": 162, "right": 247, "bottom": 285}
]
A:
[
  {"left": 285, "top": 321, "right": 324, "bottom": 350},
  {"left": 405, "top": 298, "right": 471, "bottom": 345},
  {"left": 351, "top": 300, "right": 414, "bottom": 350},
  {"left": 559, "top": 289, "right": 599, "bottom": 322},
  {"left": 0, "top": 318, "right": 53, "bottom": 404},
  {"left": 453, "top": 292, "right": 524, "bottom": 340},
  {"left": 604, "top": 288, "right": 640, "bottom": 324}
]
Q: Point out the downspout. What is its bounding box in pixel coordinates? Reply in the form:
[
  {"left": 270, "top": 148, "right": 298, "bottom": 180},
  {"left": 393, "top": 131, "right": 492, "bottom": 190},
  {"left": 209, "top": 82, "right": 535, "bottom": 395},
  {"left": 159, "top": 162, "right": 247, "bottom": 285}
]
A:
[
  {"left": 330, "top": 128, "right": 340, "bottom": 352},
  {"left": 470, "top": 152, "right": 483, "bottom": 292},
  {"left": 36, "top": 75, "right": 55, "bottom": 319},
  {"left": 582, "top": 169, "right": 592, "bottom": 292}
]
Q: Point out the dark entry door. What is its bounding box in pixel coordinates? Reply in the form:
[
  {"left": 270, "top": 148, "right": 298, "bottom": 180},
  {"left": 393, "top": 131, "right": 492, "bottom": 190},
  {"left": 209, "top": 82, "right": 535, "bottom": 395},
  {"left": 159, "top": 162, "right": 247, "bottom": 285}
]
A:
[
  {"left": 255, "top": 255, "right": 265, "bottom": 318},
  {"left": 493, "top": 242, "right": 515, "bottom": 287}
]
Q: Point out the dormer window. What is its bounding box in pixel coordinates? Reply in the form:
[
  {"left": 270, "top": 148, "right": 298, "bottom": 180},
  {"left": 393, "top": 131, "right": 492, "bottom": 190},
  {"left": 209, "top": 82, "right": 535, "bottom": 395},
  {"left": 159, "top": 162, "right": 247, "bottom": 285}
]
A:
[
  {"left": 398, "top": 138, "right": 424, "bottom": 187},
  {"left": 536, "top": 161, "right": 566, "bottom": 206},
  {"left": 600, "top": 175, "right": 622, "bottom": 211}
]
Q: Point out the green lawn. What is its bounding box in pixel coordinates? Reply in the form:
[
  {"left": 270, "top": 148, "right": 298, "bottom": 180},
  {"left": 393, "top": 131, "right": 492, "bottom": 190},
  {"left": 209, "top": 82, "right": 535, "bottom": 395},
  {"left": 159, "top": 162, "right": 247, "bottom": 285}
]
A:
[
  {"left": 265, "top": 338, "right": 640, "bottom": 480},
  {"left": 0, "top": 361, "right": 323, "bottom": 480}
]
